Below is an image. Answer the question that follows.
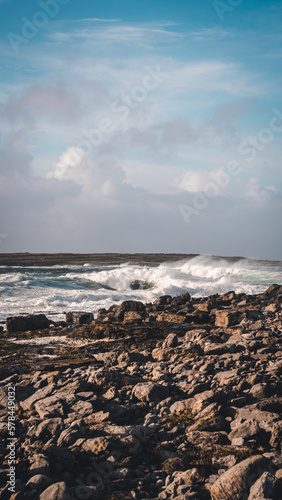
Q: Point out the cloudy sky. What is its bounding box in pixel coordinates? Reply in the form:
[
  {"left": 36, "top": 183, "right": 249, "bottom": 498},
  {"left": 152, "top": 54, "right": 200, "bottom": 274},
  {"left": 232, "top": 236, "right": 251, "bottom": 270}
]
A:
[{"left": 0, "top": 0, "right": 282, "bottom": 259}]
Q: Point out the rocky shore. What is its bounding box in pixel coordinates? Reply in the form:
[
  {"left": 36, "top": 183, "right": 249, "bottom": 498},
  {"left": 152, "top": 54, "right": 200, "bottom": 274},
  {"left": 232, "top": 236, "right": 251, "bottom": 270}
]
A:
[{"left": 1, "top": 284, "right": 282, "bottom": 499}]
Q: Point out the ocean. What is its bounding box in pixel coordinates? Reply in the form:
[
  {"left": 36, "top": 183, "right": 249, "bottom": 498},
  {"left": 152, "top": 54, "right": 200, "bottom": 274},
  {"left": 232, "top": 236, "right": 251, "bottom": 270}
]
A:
[{"left": 1, "top": 255, "right": 282, "bottom": 324}]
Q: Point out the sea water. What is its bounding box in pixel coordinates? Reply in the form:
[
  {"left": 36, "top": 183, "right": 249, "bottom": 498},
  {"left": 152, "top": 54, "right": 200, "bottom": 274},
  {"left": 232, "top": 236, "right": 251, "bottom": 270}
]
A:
[{"left": 1, "top": 255, "right": 282, "bottom": 323}]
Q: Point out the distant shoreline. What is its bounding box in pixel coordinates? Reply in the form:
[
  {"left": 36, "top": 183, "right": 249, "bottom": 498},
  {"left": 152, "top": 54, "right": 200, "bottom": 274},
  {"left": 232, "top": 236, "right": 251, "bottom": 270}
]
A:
[
  {"left": 0, "top": 252, "right": 281, "bottom": 267},
  {"left": 0, "top": 252, "right": 242, "bottom": 267}
]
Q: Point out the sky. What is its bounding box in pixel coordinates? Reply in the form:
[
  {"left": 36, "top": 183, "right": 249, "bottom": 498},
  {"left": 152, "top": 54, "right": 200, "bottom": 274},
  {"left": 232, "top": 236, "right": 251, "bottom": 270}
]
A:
[{"left": 0, "top": 0, "right": 282, "bottom": 259}]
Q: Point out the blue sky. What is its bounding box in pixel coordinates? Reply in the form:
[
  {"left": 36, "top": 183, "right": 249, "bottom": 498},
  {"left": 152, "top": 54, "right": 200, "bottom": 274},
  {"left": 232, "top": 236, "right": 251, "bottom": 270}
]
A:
[{"left": 0, "top": 0, "right": 282, "bottom": 258}]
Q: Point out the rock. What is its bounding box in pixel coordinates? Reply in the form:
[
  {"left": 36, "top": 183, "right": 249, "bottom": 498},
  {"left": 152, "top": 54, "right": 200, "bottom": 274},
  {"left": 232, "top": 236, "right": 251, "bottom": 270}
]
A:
[
  {"left": 153, "top": 295, "right": 172, "bottom": 306},
  {"left": 57, "top": 425, "right": 85, "bottom": 447},
  {"left": 132, "top": 382, "right": 169, "bottom": 403},
  {"left": 49, "top": 446, "right": 75, "bottom": 471},
  {"left": 210, "top": 455, "right": 269, "bottom": 500},
  {"left": 123, "top": 311, "right": 144, "bottom": 323},
  {"left": 25, "top": 475, "right": 53, "bottom": 493},
  {"left": 34, "top": 396, "right": 65, "bottom": 419},
  {"left": 29, "top": 455, "right": 50, "bottom": 476},
  {"left": 20, "top": 384, "right": 56, "bottom": 411},
  {"left": 248, "top": 471, "right": 276, "bottom": 500},
  {"left": 82, "top": 437, "right": 113, "bottom": 455},
  {"left": 229, "top": 419, "right": 262, "bottom": 443},
  {"left": 130, "top": 280, "right": 150, "bottom": 290},
  {"left": 68, "top": 400, "right": 93, "bottom": 417},
  {"left": 6, "top": 314, "right": 50, "bottom": 333},
  {"left": 156, "top": 313, "right": 186, "bottom": 323},
  {"left": 115, "top": 300, "right": 146, "bottom": 321},
  {"left": 261, "top": 283, "right": 282, "bottom": 298},
  {"left": 65, "top": 312, "right": 94, "bottom": 324},
  {"left": 35, "top": 418, "right": 64, "bottom": 440},
  {"left": 162, "top": 333, "right": 178, "bottom": 349},
  {"left": 215, "top": 310, "right": 240, "bottom": 328},
  {"left": 0, "top": 386, "right": 7, "bottom": 408},
  {"left": 39, "top": 481, "right": 66, "bottom": 500}
]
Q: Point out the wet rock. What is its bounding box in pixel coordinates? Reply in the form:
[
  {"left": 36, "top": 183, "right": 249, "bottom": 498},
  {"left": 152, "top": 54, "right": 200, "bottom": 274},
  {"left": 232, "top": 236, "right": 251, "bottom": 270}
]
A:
[
  {"left": 115, "top": 300, "right": 146, "bottom": 321},
  {"left": 130, "top": 280, "right": 150, "bottom": 290},
  {"left": 6, "top": 314, "right": 50, "bottom": 333},
  {"left": 153, "top": 295, "right": 172, "bottom": 306},
  {"left": 65, "top": 312, "right": 94, "bottom": 324}
]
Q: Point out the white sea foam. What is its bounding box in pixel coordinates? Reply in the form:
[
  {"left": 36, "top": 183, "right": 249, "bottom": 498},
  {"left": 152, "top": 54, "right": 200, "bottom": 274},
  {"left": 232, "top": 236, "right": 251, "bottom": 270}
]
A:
[{"left": 0, "top": 256, "right": 281, "bottom": 321}]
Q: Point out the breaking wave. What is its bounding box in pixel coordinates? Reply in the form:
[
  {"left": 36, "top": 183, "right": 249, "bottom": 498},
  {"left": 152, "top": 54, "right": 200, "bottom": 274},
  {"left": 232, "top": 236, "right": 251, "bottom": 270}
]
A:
[{"left": 0, "top": 255, "right": 282, "bottom": 321}]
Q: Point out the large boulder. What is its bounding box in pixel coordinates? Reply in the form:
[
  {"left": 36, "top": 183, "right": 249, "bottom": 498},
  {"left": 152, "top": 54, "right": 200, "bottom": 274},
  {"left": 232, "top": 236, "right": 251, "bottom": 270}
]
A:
[
  {"left": 6, "top": 314, "right": 50, "bottom": 333},
  {"left": 210, "top": 455, "right": 269, "bottom": 500}
]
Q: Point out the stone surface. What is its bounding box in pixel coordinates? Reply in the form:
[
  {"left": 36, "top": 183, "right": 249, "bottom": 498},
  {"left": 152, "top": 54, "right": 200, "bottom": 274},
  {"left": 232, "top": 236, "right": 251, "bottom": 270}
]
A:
[
  {"left": 2, "top": 287, "right": 282, "bottom": 500},
  {"left": 39, "top": 481, "right": 66, "bottom": 500},
  {"left": 210, "top": 455, "right": 268, "bottom": 500},
  {"left": 6, "top": 314, "right": 50, "bottom": 333}
]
